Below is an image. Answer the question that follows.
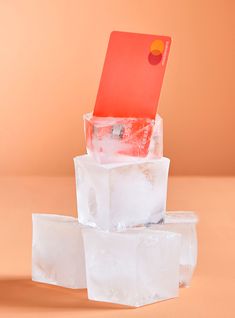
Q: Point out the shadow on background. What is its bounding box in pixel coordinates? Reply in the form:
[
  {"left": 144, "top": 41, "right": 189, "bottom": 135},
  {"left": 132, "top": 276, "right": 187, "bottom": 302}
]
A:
[{"left": 0, "top": 277, "right": 128, "bottom": 311}]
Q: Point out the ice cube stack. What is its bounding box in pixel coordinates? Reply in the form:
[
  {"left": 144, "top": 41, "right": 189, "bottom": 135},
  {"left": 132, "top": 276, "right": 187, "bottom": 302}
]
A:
[{"left": 32, "top": 31, "right": 198, "bottom": 307}]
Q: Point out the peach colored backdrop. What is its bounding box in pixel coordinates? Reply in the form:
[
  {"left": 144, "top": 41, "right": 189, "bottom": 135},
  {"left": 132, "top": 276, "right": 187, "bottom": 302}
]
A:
[{"left": 0, "top": 0, "right": 234, "bottom": 176}]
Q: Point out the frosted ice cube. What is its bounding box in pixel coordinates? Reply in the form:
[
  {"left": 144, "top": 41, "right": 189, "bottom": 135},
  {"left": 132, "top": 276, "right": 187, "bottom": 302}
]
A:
[
  {"left": 82, "top": 227, "right": 181, "bottom": 307},
  {"left": 84, "top": 112, "right": 163, "bottom": 164},
  {"left": 32, "top": 214, "right": 86, "bottom": 289},
  {"left": 149, "top": 211, "right": 198, "bottom": 287},
  {"left": 74, "top": 155, "right": 170, "bottom": 230},
  {"left": 148, "top": 114, "right": 163, "bottom": 159}
]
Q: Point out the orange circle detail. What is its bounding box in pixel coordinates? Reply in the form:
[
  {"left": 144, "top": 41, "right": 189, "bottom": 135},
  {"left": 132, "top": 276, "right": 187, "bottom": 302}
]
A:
[
  {"left": 151, "top": 49, "right": 162, "bottom": 56},
  {"left": 150, "top": 40, "right": 164, "bottom": 56}
]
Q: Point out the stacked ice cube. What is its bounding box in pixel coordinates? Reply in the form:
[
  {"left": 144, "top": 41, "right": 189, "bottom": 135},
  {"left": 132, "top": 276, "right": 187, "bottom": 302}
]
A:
[
  {"left": 32, "top": 113, "right": 198, "bottom": 307},
  {"left": 32, "top": 31, "right": 198, "bottom": 308}
]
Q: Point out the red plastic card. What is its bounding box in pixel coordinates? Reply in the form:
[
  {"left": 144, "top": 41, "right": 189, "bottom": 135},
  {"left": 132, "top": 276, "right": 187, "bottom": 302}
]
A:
[{"left": 94, "top": 31, "right": 171, "bottom": 119}]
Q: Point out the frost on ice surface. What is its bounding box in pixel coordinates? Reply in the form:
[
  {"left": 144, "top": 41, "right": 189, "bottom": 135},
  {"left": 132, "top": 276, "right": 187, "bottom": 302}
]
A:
[
  {"left": 150, "top": 211, "right": 198, "bottom": 287},
  {"left": 74, "top": 155, "right": 170, "bottom": 230},
  {"left": 84, "top": 113, "right": 163, "bottom": 164},
  {"left": 82, "top": 228, "right": 181, "bottom": 307},
  {"left": 32, "top": 214, "right": 86, "bottom": 289}
]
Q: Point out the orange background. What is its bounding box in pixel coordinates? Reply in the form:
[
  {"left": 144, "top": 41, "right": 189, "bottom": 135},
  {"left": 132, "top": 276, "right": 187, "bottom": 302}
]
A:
[
  {"left": 0, "top": 2, "right": 235, "bottom": 317},
  {"left": 0, "top": 0, "right": 234, "bottom": 176}
]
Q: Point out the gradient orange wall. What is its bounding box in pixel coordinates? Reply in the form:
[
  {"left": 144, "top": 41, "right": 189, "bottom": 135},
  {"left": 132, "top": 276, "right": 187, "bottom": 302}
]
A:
[{"left": 0, "top": 0, "right": 234, "bottom": 175}]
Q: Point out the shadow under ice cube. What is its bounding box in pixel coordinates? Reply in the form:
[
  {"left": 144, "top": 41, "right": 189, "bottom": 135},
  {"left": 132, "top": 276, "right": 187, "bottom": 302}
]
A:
[
  {"left": 82, "top": 228, "right": 181, "bottom": 307},
  {"left": 74, "top": 155, "right": 170, "bottom": 230},
  {"left": 32, "top": 214, "right": 86, "bottom": 289}
]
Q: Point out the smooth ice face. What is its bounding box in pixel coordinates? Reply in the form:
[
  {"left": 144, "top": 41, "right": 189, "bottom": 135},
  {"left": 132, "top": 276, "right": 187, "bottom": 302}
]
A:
[
  {"left": 82, "top": 228, "right": 181, "bottom": 307},
  {"left": 32, "top": 214, "right": 86, "bottom": 289},
  {"left": 74, "top": 155, "right": 170, "bottom": 230},
  {"left": 149, "top": 211, "right": 198, "bottom": 287},
  {"left": 84, "top": 113, "right": 163, "bottom": 164}
]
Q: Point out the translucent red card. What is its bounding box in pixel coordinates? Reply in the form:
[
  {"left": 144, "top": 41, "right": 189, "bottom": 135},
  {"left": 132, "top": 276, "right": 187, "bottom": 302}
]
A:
[{"left": 94, "top": 31, "right": 171, "bottom": 119}]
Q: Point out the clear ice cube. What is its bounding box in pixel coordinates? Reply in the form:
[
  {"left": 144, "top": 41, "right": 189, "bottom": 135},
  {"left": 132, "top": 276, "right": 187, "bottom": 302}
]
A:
[
  {"left": 82, "top": 227, "right": 181, "bottom": 307},
  {"left": 148, "top": 114, "right": 163, "bottom": 159},
  {"left": 74, "top": 155, "right": 170, "bottom": 230},
  {"left": 149, "top": 211, "right": 198, "bottom": 287},
  {"left": 84, "top": 113, "right": 163, "bottom": 164},
  {"left": 32, "top": 214, "right": 86, "bottom": 289}
]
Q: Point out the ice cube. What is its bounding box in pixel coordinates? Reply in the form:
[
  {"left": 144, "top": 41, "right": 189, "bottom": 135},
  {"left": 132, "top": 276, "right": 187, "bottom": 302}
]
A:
[
  {"left": 82, "top": 227, "right": 181, "bottom": 307},
  {"left": 32, "top": 214, "right": 86, "bottom": 289},
  {"left": 149, "top": 211, "right": 198, "bottom": 287},
  {"left": 84, "top": 113, "right": 163, "bottom": 164},
  {"left": 148, "top": 114, "right": 163, "bottom": 159},
  {"left": 74, "top": 155, "right": 170, "bottom": 230}
]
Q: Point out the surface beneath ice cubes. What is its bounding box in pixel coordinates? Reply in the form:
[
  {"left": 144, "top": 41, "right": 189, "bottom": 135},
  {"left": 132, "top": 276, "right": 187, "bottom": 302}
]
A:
[
  {"left": 32, "top": 214, "right": 86, "bottom": 289},
  {"left": 82, "top": 228, "right": 181, "bottom": 307}
]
